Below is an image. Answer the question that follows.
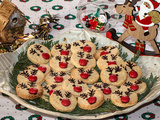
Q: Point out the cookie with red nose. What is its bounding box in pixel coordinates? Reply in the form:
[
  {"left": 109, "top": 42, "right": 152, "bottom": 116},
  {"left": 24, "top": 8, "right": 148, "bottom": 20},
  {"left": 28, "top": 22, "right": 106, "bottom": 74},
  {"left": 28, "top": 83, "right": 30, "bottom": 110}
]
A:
[
  {"left": 16, "top": 83, "right": 43, "bottom": 100},
  {"left": 51, "top": 43, "right": 71, "bottom": 56},
  {"left": 111, "top": 88, "right": 138, "bottom": 107},
  {"left": 95, "top": 46, "right": 119, "bottom": 60},
  {"left": 17, "top": 67, "right": 45, "bottom": 85},
  {"left": 120, "top": 79, "right": 147, "bottom": 94},
  {"left": 49, "top": 55, "right": 74, "bottom": 72},
  {"left": 27, "top": 64, "right": 51, "bottom": 75},
  {"left": 27, "top": 44, "right": 51, "bottom": 64},
  {"left": 71, "top": 51, "right": 96, "bottom": 68},
  {"left": 78, "top": 89, "right": 104, "bottom": 110},
  {"left": 71, "top": 40, "right": 96, "bottom": 55},
  {"left": 62, "top": 77, "right": 89, "bottom": 97},
  {"left": 119, "top": 61, "right": 143, "bottom": 81},
  {"left": 50, "top": 89, "right": 77, "bottom": 112},
  {"left": 45, "top": 71, "right": 70, "bottom": 85},
  {"left": 91, "top": 82, "right": 117, "bottom": 100},
  {"left": 100, "top": 65, "right": 127, "bottom": 86},
  {"left": 71, "top": 68, "right": 99, "bottom": 84},
  {"left": 97, "top": 54, "right": 124, "bottom": 70}
]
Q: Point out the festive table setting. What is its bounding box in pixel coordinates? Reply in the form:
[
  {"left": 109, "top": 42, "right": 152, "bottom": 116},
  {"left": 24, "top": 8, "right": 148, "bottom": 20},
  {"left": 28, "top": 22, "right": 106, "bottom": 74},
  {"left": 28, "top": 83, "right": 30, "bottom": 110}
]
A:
[{"left": 0, "top": 0, "right": 160, "bottom": 120}]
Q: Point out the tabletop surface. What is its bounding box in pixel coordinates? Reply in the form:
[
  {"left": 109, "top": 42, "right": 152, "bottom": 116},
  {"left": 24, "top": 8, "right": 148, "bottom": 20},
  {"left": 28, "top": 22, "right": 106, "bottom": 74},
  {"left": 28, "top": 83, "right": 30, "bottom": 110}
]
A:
[{"left": 0, "top": 0, "right": 160, "bottom": 120}]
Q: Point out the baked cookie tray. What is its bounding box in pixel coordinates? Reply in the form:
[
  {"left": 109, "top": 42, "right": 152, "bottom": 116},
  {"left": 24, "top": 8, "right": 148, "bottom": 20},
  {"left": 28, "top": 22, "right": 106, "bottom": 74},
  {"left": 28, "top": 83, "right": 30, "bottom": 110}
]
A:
[{"left": 0, "top": 29, "right": 160, "bottom": 119}]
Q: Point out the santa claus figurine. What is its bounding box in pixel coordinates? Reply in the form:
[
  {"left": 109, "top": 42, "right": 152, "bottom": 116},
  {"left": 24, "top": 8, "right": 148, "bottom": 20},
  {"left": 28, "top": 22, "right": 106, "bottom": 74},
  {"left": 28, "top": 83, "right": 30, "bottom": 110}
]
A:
[{"left": 135, "top": 0, "right": 160, "bottom": 36}]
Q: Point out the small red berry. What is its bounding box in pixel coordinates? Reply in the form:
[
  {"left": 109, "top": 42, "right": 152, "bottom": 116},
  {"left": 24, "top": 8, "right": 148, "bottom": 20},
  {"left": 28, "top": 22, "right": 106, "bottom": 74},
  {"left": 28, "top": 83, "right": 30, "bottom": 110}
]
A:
[
  {"left": 100, "top": 51, "right": 108, "bottom": 56},
  {"left": 88, "top": 96, "right": 97, "bottom": 104},
  {"left": 38, "top": 66, "right": 47, "bottom": 73},
  {"left": 29, "top": 88, "right": 38, "bottom": 94},
  {"left": 28, "top": 75, "right": 37, "bottom": 82},
  {"left": 42, "top": 53, "right": 50, "bottom": 59},
  {"left": 129, "top": 70, "right": 138, "bottom": 78},
  {"left": 61, "top": 99, "right": 71, "bottom": 106},
  {"left": 109, "top": 74, "right": 118, "bottom": 82},
  {"left": 59, "top": 62, "right": 68, "bottom": 68},
  {"left": 79, "top": 59, "right": 88, "bottom": 66},
  {"left": 108, "top": 61, "right": 117, "bottom": 65},
  {"left": 60, "top": 50, "right": 69, "bottom": 55},
  {"left": 121, "top": 96, "right": 130, "bottom": 103},
  {"left": 83, "top": 46, "right": 91, "bottom": 52},
  {"left": 103, "top": 88, "right": 112, "bottom": 94},
  {"left": 80, "top": 72, "right": 89, "bottom": 79},
  {"left": 74, "top": 86, "right": 82, "bottom": 92},
  {"left": 130, "top": 84, "right": 139, "bottom": 91},
  {"left": 54, "top": 76, "right": 63, "bottom": 83}
]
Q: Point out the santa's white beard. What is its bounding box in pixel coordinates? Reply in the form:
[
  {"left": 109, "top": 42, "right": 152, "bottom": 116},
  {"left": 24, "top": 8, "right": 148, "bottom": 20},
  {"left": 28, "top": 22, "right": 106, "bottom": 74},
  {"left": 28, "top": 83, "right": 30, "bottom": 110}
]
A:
[{"left": 138, "top": 3, "right": 152, "bottom": 20}]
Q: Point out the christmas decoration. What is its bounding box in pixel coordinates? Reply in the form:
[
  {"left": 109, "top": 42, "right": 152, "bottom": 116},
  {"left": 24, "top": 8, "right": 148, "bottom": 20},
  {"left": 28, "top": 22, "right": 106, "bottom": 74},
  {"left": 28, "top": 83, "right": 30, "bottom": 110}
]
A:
[{"left": 135, "top": 40, "right": 145, "bottom": 53}]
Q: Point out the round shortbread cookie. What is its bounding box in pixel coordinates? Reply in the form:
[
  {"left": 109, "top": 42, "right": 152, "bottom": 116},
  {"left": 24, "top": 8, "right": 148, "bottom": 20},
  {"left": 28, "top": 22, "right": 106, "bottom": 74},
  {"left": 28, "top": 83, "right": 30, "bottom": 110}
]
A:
[
  {"left": 17, "top": 67, "right": 45, "bottom": 85},
  {"left": 51, "top": 43, "right": 71, "bottom": 56},
  {"left": 100, "top": 65, "right": 127, "bottom": 86},
  {"left": 119, "top": 61, "right": 143, "bottom": 81},
  {"left": 50, "top": 89, "right": 77, "bottom": 112},
  {"left": 27, "top": 64, "right": 51, "bottom": 75},
  {"left": 71, "top": 51, "right": 96, "bottom": 68},
  {"left": 97, "top": 54, "right": 124, "bottom": 70},
  {"left": 16, "top": 83, "right": 43, "bottom": 100},
  {"left": 111, "top": 88, "right": 138, "bottom": 107},
  {"left": 45, "top": 71, "right": 70, "bottom": 85},
  {"left": 49, "top": 55, "right": 74, "bottom": 72},
  {"left": 95, "top": 46, "right": 119, "bottom": 60},
  {"left": 78, "top": 89, "right": 104, "bottom": 110},
  {"left": 42, "top": 83, "right": 62, "bottom": 101},
  {"left": 71, "top": 68, "right": 99, "bottom": 84},
  {"left": 120, "top": 79, "right": 147, "bottom": 94},
  {"left": 71, "top": 40, "right": 96, "bottom": 55},
  {"left": 91, "top": 82, "right": 117, "bottom": 100},
  {"left": 62, "top": 77, "right": 89, "bottom": 97},
  {"left": 27, "top": 44, "right": 51, "bottom": 64}
]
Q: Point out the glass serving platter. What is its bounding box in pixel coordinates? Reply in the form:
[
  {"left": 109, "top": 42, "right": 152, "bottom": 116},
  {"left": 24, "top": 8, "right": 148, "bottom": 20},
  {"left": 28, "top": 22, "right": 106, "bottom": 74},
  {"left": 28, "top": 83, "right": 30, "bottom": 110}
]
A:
[{"left": 0, "top": 29, "right": 160, "bottom": 119}]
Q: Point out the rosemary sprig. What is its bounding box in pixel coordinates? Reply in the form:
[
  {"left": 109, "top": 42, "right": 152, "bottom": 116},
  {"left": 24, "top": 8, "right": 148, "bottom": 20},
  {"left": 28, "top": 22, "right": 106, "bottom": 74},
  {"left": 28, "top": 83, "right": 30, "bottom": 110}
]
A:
[
  {"left": 90, "top": 37, "right": 99, "bottom": 50},
  {"left": 130, "top": 50, "right": 141, "bottom": 62},
  {"left": 117, "top": 44, "right": 128, "bottom": 61},
  {"left": 41, "top": 40, "right": 59, "bottom": 50}
]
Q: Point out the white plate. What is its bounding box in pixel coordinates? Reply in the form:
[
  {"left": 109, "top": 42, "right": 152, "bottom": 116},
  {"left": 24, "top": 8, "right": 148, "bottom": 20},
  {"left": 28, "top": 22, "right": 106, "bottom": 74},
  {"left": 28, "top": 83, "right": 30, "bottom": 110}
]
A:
[{"left": 0, "top": 29, "right": 160, "bottom": 119}]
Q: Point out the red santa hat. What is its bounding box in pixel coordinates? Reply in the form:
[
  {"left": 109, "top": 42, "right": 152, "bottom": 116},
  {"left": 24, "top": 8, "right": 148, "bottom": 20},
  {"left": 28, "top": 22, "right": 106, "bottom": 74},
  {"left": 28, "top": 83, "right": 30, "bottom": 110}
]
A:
[{"left": 146, "top": 0, "right": 160, "bottom": 10}]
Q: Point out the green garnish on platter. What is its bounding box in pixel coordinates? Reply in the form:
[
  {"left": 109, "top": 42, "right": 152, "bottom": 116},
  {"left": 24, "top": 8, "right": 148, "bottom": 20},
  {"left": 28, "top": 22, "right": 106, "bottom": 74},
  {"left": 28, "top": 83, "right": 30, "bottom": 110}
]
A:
[{"left": 9, "top": 38, "right": 158, "bottom": 115}]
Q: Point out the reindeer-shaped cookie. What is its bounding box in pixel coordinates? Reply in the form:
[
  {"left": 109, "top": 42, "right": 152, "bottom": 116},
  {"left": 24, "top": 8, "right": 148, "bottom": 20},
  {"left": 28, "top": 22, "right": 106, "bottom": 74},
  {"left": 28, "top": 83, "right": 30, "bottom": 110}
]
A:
[{"left": 112, "top": 0, "right": 160, "bottom": 54}]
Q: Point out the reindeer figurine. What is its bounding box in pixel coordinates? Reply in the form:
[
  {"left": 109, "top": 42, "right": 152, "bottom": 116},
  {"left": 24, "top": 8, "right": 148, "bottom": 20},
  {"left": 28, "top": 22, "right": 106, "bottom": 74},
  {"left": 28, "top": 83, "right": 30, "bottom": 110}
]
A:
[{"left": 113, "top": 0, "right": 160, "bottom": 54}]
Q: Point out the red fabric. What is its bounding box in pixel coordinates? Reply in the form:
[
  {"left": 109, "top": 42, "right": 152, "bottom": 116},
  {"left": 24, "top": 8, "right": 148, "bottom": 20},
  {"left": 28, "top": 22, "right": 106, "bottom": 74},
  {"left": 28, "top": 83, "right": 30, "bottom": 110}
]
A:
[
  {"left": 136, "top": 15, "right": 152, "bottom": 25},
  {"left": 123, "top": 15, "right": 137, "bottom": 31}
]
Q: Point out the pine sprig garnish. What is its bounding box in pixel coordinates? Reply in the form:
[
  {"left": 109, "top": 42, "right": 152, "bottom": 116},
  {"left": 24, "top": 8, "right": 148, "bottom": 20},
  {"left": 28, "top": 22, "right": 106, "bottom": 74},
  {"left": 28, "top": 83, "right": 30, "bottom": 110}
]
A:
[
  {"left": 90, "top": 37, "right": 99, "bottom": 50},
  {"left": 138, "top": 74, "right": 159, "bottom": 102},
  {"left": 130, "top": 50, "right": 141, "bottom": 62},
  {"left": 41, "top": 40, "right": 59, "bottom": 50},
  {"left": 117, "top": 44, "right": 128, "bottom": 61}
]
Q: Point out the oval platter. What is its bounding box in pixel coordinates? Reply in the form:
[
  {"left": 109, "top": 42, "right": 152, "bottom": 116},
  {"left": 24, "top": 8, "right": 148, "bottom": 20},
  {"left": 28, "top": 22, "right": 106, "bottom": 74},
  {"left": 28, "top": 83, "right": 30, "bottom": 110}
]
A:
[{"left": 0, "top": 29, "right": 160, "bottom": 119}]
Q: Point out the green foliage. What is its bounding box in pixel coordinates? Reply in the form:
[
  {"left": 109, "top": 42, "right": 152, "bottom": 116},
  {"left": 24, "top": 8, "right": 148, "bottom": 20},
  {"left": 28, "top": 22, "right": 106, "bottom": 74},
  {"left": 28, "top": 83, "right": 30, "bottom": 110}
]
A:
[
  {"left": 130, "top": 50, "right": 141, "bottom": 62},
  {"left": 117, "top": 45, "right": 128, "bottom": 61},
  {"left": 90, "top": 37, "right": 99, "bottom": 50}
]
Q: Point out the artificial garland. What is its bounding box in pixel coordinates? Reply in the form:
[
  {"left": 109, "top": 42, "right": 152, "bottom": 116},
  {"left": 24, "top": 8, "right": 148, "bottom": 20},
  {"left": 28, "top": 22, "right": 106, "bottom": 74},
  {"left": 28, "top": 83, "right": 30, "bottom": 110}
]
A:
[{"left": 9, "top": 38, "right": 158, "bottom": 116}]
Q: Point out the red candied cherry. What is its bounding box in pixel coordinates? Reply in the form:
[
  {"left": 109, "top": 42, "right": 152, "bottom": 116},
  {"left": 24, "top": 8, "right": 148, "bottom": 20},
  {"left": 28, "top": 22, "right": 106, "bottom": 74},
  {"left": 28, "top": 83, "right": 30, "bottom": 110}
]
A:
[
  {"left": 83, "top": 46, "right": 91, "bottom": 52},
  {"left": 74, "top": 86, "right": 82, "bottom": 92},
  {"left": 59, "top": 62, "right": 68, "bottom": 68},
  {"left": 88, "top": 96, "right": 97, "bottom": 104},
  {"left": 29, "top": 88, "right": 38, "bottom": 94},
  {"left": 54, "top": 76, "right": 63, "bottom": 83},
  {"left": 100, "top": 51, "right": 108, "bottom": 56},
  {"left": 61, "top": 99, "right": 71, "bottom": 106},
  {"left": 60, "top": 50, "right": 69, "bottom": 55},
  {"left": 79, "top": 59, "right": 88, "bottom": 66},
  {"left": 38, "top": 66, "right": 47, "bottom": 73},
  {"left": 28, "top": 75, "right": 37, "bottom": 82},
  {"left": 130, "top": 84, "right": 139, "bottom": 91},
  {"left": 42, "top": 53, "right": 50, "bottom": 59},
  {"left": 49, "top": 89, "right": 55, "bottom": 95},
  {"left": 121, "top": 96, "right": 130, "bottom": 103},
  {"left": 103, "top": 88, "right": 112, "bottom": 95},
  {"left": 129, "top": 70, "right": 138, "bottom": 78},
  {"left": 109, "top": 74, "right": 118, "bottom": 82},
  {"left": 80, "top": 72, "right": 89, "bottom": 79},
  {"left": 108, "top": 61, "right": 117, "bottom": 65}
]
